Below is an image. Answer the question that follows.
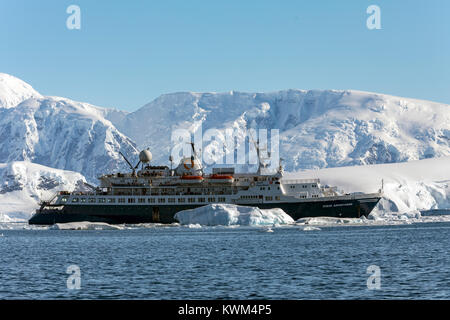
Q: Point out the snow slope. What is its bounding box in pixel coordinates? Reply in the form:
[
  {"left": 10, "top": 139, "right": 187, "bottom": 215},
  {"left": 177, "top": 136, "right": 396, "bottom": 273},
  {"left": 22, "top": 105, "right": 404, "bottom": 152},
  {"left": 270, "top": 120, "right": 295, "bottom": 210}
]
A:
[
  {"left": 285, "top": 156, "right": 450, "bottom": 218},
  {"left": 113, "top": 90, "right": 450, "bottom": 172},
  {"left": 0, "top": 96, "right": 138, "bottom": 183},
  {"left": 0, "top": 161, "right": 86, "bottom": 221},
  {"left": 0, "top": 73, "right": 42, "bottom": 109}
]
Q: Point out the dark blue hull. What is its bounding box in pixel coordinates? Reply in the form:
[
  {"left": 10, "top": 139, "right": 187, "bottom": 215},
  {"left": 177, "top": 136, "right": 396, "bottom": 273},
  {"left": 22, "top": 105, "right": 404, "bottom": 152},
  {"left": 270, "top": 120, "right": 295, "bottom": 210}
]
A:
[{"left": 28, "top": 196, "right": 381, "bottom": 225}]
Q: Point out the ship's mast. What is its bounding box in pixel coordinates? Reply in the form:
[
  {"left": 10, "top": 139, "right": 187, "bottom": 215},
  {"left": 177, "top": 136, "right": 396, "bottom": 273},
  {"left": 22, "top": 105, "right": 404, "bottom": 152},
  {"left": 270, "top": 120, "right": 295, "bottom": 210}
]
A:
[
  {"left": 188, "top": 141, "right": 204, "bottom": 176},
  {"left": 249, "top": 132, "right": 268, "bottom": 175}
]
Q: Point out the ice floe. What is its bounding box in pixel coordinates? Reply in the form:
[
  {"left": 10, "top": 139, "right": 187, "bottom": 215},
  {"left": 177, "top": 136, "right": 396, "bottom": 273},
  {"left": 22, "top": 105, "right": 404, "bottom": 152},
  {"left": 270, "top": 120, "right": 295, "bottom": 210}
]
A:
[{"left": 49, "top": 221, "right": 125, "bottom": 230}]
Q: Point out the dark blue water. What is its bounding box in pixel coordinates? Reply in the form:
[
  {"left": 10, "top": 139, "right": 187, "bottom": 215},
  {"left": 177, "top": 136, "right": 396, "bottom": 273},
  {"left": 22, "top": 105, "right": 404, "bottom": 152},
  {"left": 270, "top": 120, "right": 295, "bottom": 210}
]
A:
[{"left": 1, "top": 223, "right": 449, "bottom": 299}]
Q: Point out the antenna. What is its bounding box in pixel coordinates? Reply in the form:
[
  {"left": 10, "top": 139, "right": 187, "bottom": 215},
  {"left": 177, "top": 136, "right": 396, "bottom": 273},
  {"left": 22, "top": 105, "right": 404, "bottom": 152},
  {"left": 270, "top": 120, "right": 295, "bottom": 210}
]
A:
[
  {"left": 186, "top": 142, "right": 197, "bottom": 157},
  {"left": 249, "top": 130, "right": 267, "bottom": 174},
  {"left": 185, "top": 141, "right": 204, "bottom": 175}
]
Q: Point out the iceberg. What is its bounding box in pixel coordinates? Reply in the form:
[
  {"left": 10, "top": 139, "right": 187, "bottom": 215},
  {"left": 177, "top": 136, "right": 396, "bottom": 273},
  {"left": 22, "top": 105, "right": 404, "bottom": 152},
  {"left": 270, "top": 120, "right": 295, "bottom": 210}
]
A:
[{"left": 174, "top": 204, "right": 294, "bottom": 226}]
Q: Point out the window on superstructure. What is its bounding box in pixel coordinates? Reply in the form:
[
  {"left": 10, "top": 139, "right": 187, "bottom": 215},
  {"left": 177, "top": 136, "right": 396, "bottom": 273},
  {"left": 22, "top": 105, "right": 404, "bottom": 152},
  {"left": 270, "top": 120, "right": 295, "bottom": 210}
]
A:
[
  {"left": 107, "top": 198, "right": 115, "bottom": 203},
  {"left": 72, "top": 198, "right": 79, "bottom": 203},
  {"left": 89, "top": 198, "right": 96, "bottom": 203},
  {"left": 128, "top": 198, "right": 135, "bottom": 203},
  {"left": 61, "top": 197, "right": 68, "bottom": 203},
  {"left": 99, "top": 198, "right": 106, "bottom": 203},
  {"left": 178, "top": 198, "right": 185, "bottom": 203},
  {"left": 118, "top": 198, "right": 125, "bottom": 203},
  {"left": 188, "top": 198, "right": 195, "bottom": 203},
  {"left": 80, "top": 198, "right": 86, "bottom": 203},
  {"left": 138, "top": 198, "right": 146, "bottom": 203},
  {"left": 265, "top": 196, "right": 273, "bottom": 201},
  {"left": 158, "top": 198, "right": 165, "bottom": 203},
  {"left": 218, "top": 197, "right": 225, "bottom": 202},
  {"left": 275, "top": 196, "right": 280, "bottom": 200},
  {"left": 208, "top": 197, "right": 216, "bottom": 202},
  {"left": 168, "top": 198, "right": 175, "bottom": 203},
  {"left": 148, "top": 198, "right": 155, "bottom": 203},
  {"left": 198, "top": 198, "right": 205, "bottom": 203}
]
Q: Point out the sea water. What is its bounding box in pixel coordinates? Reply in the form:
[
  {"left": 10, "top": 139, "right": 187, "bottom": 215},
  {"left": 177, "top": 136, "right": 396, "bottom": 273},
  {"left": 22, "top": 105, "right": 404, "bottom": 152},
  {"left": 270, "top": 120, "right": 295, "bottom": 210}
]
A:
[{"left": 0, "top": 222, "right": 449, "bottom": 299}]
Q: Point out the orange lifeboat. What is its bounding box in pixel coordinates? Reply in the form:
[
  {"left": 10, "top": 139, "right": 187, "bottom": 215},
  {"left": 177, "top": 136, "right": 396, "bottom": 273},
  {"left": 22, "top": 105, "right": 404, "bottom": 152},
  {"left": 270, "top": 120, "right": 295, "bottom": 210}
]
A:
[
  {"left": 180, "top": 175, "right": 204, "bottom": 183},
  {"left": 208, "top": 174, "right": 234, "bottom": 184}
]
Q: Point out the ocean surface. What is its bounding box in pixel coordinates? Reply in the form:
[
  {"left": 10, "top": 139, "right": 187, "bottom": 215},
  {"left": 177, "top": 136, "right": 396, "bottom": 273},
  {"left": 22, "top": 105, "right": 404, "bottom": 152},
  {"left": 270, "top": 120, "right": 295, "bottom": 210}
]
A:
[{"left": 1, "top": 221, "right": 450, "bottom": 299}]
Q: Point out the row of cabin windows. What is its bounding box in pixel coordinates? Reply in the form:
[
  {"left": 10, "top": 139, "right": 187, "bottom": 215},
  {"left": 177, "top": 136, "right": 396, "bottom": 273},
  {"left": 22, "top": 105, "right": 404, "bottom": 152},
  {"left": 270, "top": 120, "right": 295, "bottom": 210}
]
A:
[
  {"left": 241, "top": 195, "right": 259, "bottom": 199},
  {"left": 297, "top": 194, "right": 318, "bottom": 199},
  {"left": 289, "top": 184, "right": 318, "bottom": 189},
  {"left": 240, "top": 195, "right": 280, "bottom": 201},
  {"left": 71, "top": 197, "right": 227, "bottom": 204},
  {"left": 70, "top": 195, "right": 283, "bottom": 203},
  {"left": 71, "top": 197, "right": 113, "bottom": 204}
]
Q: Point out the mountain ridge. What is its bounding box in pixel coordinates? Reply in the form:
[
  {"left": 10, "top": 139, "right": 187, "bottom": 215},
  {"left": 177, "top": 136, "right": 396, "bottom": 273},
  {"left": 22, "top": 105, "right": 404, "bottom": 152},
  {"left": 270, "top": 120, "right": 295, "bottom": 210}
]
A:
[{"left": 0, "top": 73, "right": 449, "bottom": 177}]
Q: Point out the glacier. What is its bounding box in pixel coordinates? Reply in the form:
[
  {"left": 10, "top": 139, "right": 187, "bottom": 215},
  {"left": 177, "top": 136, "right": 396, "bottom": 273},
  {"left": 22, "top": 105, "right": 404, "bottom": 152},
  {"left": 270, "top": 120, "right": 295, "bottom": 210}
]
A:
[
  {"left": 285, "top": 156, "right": 450, "bottom": 219},
  {"left": 0, "top": 95, "right": 138, "bottom": 183},
  {"left": 0, "top": 161, "right": 86, "bottom": 221}
]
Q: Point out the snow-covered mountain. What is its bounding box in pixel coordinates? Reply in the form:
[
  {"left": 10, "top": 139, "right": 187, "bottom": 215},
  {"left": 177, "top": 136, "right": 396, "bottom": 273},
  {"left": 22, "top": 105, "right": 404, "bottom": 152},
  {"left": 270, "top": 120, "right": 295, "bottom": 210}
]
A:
[
  {"left": 0, "top": 95, "right": 138, "bottom": 183},
  {"left": 0, "top": 73, "right": 42, "bottom": 109},
  {"left": 0, "top": 161, "right": 86, "bottom": 221},
  {"left": 113, "top": 90, "right": 450, "bottom": 171}
]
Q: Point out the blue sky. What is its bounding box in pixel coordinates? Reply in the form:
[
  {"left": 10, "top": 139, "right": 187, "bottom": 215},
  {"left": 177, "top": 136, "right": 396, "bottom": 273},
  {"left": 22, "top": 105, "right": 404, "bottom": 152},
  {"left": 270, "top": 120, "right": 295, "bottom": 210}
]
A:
[{"left": 1, "top": 0, "right": 449, "bottom": 111}]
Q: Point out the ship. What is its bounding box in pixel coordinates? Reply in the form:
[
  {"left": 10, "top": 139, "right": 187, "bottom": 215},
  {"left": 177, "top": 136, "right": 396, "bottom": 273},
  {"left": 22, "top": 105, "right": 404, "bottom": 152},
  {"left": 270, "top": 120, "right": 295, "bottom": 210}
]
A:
[{"left": 28, "top": 142, "right": 382, "bottom": 225}]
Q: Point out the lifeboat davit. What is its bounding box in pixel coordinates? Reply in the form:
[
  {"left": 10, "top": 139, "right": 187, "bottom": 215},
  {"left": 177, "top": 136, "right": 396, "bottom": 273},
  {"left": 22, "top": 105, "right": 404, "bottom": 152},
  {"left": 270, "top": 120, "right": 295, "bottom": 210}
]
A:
[{"left": 208, "top": 174, "right": 234, "bottom": 184}]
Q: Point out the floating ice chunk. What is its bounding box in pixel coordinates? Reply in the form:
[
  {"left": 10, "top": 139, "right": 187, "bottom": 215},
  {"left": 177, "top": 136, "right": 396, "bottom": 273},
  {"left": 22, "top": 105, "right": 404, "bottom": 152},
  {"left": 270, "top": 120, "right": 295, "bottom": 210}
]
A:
[
  {"left": 175, "top": 204, "right": 294, "bottom": 226},
  {"left": 50, "top": 221, "right": 124, "bottom": 230},
  {"left": 296, "top": 216, "right": 368, "bottom": 226},
  {"left": 301, "top": 226, "right": 321, "bottom": 231},
  {"left": 186, "top": 223, "right": 202, "bottom": 229}
]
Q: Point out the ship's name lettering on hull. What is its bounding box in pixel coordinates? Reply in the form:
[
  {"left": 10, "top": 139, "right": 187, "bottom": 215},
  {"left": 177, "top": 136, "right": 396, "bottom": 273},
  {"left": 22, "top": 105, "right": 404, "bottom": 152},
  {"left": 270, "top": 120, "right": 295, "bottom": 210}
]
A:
[{"left": 323, "top": 203, "right": 353, "bottom": 208}]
